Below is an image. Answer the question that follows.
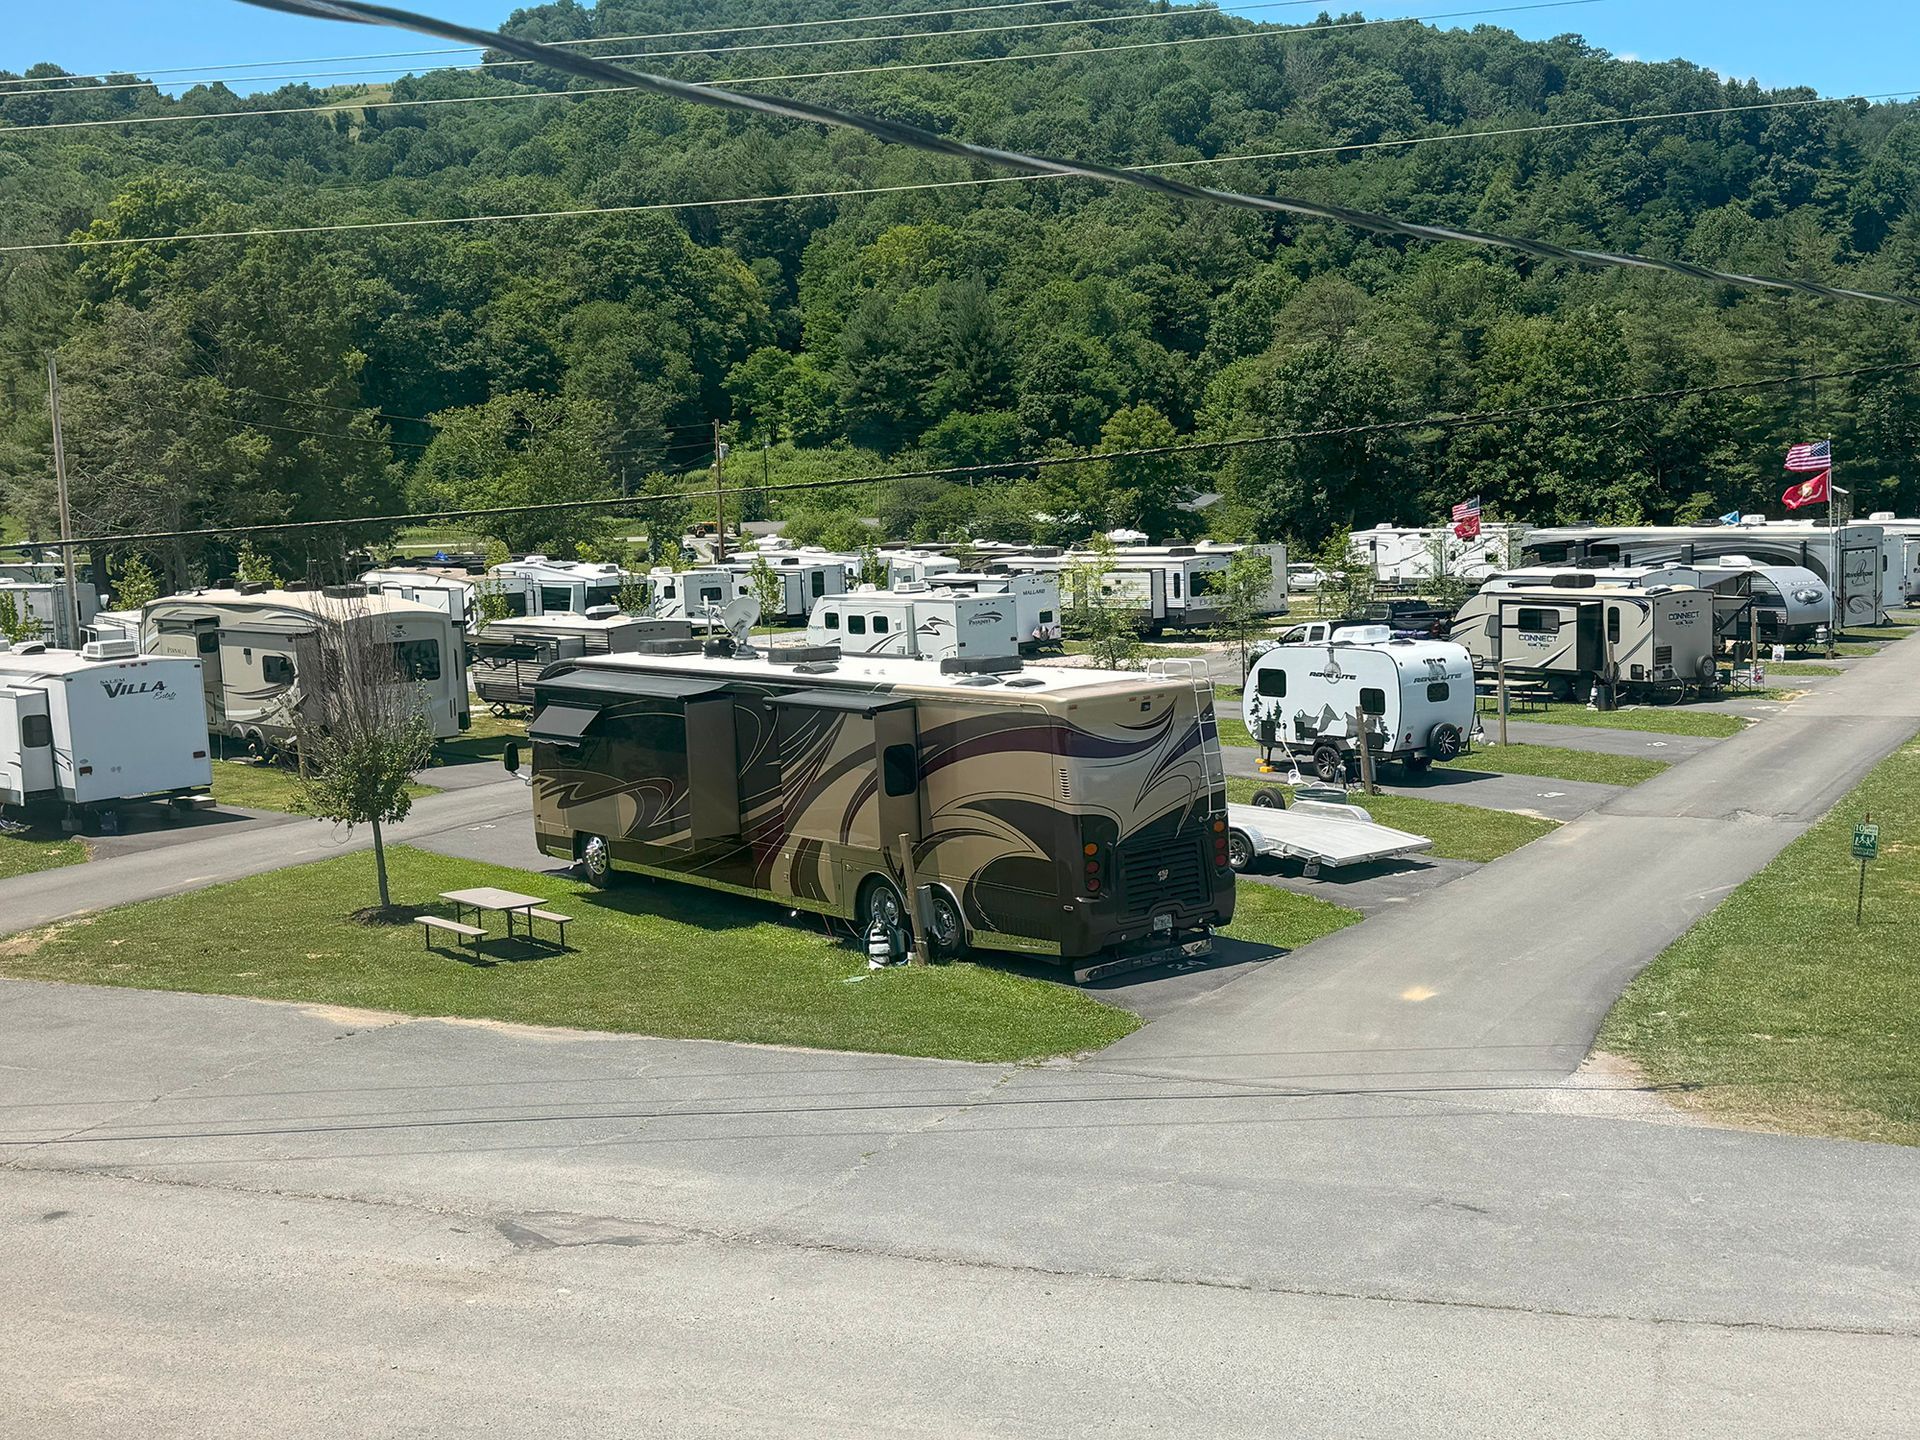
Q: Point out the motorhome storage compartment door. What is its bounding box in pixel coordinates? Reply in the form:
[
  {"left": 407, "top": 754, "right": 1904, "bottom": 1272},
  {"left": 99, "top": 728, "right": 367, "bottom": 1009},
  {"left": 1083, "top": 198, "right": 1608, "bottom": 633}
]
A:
[{"left": 684, "top": 695, "right": 740, "bottom": 841}]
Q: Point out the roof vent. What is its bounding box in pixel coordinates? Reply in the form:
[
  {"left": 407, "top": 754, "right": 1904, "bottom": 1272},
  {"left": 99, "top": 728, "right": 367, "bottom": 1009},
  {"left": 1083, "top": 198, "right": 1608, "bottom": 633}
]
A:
[
  {"left": 939, "top": 654, "right": 1023, "bottom": 676},
  {"left": 1549, "top": 573, "right": 1598, "bottom": 588},
  {"left": 792, "top": 660, "right": 839, "bottom": 675},
  {"left": 284, "top": 581, "right": 312, "bottom": 592},
  {"left": 768, "top": 643, "right": 841, "bottom": 665},
  {"left": 637, "top": 638, "right": 704, "bottom": 656},
  {"left": 1167, "top": 545, "right": 1197, "bottom": 556},
  {"left": 236, "top": 580, "right": 266, "bottom": 595}
]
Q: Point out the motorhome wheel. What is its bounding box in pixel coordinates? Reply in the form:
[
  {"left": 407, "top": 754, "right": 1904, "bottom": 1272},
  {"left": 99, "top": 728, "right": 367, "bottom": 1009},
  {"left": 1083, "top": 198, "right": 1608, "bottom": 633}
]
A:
[
  {"left": 1226, "top": 829, "right": 1255, "bottom": 872},
  {"left": 1249, "top": 787, "right": 1286, "bottom": 809},
  {"left": 858, "top": 876, "right": 907, "bottom": 933},
  {"left": 578, "top": 833, "right": 616, "bottom": 888},
  {"left": 925, "top": 889, "right": 967, "bottom": 958},
  {"left": 1311, "top": 742, "right": 1346, "bottom": 782},
  {"left": 1428, "top": 722, "right": 1464, "bottom": 761}
]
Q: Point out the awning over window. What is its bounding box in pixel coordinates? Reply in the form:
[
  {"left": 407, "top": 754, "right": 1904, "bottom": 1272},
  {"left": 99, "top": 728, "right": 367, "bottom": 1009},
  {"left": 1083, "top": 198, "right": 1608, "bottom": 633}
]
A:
[
  {"left": 766, "top": 687, "right": 907, "bottom": 716},
  {"left": 536, "top": 668, "right": 730, "bottom": 703},
  {"left": 528, "top": 703, "right": 600, "bottom": 744}
]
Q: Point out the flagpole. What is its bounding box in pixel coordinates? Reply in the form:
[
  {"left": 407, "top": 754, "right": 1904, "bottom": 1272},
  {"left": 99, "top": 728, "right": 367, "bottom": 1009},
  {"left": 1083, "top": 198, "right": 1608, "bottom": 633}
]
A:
[{"left": 1826, "top": 432, "right": 1837, "bottom": 657}]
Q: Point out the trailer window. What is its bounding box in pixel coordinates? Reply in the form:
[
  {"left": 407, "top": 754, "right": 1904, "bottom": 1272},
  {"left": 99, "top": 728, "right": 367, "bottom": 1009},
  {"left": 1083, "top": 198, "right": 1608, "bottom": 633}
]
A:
[
  {"left": 1039, "top": 610, "right": 1054, "bottom": 623},
  {"left": 847, "top": 615, "right": 867, "bottom": 635},
  {"left": 1256, "top": 668, "right": 1287, "bottom": 699},
  {"left": 823, "top": 611, "right": 841, "bottom": 631},
  {"left": 1189, "top": 570, "right": 1215, "bottom": 597},
  {"left": 696, "top": 586, "right": 724, "bottom": 608},
  {"left": 584, "top": 584, "right": 621, "bottom": 610},
  {"left": 810, "top": 571, "right": 827, "bottom": 597},
  {"left": 21, "top": 714, "right": 51, "bottom": 748},
  {"left": 1426, "top": 681, "right": 1450, "bottom": 703},
  {"left": 540, "top": 586, "right": 572, "bottom": 613},
  {"left": 883, "top": 743, "right": 918, "bottom": 797},
  {"left": 1171, "top": 572, "right": 1183, "bottom": 599},
  {"left": 262, "top": 654, "right": 295, "bottom": 686},
  {"left": 390, "top": 639, "right": 442, "bottom": 683},
  {"left": 1515, "top": 608, "right": 1560, "bottom": 634},
  {"left": 197, "top": 631, "right": 218, "bottom": 654},
  {"left": 1606, "top": 606, "right": 1621, "bottom": 644},
  {"left": 873, "top": 615, "right": 890, "bottom": 634},
  {"left": 1360, "top": 687, "right": 1386, "bottom": 716}
]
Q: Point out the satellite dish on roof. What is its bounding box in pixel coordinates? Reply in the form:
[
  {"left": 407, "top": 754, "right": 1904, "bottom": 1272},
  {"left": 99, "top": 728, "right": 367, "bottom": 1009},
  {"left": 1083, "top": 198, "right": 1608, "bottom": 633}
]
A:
[{"left": 720, "top": 595, "right": 761, "bottom": 653}]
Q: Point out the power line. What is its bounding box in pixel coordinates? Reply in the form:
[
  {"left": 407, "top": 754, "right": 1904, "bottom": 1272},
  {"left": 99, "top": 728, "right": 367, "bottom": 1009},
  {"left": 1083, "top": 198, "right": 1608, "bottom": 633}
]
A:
[
  {"left": 13, "top": 86, "right": 1903, "bottom": 257},
  {"left": 220, "top": 0, "right": 1919, "bottom": 313},
  {"left": 19, "top": 359, "right": 1920, "bottom": 551},
  {"left": 0, "top": 0, "right": 1088, "bottom": 90},
  {"left": 0, "top": 4, "right": 1598, "bottom": 135},
  {"left": 1, "top": 1, "right": 1334, "bottom": 96}
]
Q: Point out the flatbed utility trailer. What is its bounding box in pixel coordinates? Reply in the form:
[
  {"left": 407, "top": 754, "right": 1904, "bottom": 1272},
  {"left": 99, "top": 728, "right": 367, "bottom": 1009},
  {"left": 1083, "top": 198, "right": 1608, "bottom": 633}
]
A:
[{"left": 1225, "top": 790, "right": 1432, "bottom": 876}]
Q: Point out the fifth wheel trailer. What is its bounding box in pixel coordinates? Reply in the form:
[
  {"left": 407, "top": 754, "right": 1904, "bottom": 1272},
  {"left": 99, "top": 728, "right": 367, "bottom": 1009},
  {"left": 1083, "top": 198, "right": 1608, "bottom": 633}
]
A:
[
  {"left": 0, "top": 642, "right": 211, "bottom": 822},
  {"left": 517, "top": 645, "right": 1234, "bottom": 979},
  {"left": 472, "top": 613, "right": 693, "bottom": 711},
  {"left": 1523, "top": 522, "right": 1888, "bottom": 628},
  {"left": 142, "top": 587, "right": 470, "bottom": 752}
]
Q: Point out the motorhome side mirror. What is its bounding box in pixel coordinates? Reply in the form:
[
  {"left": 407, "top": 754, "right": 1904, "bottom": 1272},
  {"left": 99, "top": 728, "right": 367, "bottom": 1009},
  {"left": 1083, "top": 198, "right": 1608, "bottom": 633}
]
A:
[{"left": 503, "top": 740, "right": 521, "bottom": 775}]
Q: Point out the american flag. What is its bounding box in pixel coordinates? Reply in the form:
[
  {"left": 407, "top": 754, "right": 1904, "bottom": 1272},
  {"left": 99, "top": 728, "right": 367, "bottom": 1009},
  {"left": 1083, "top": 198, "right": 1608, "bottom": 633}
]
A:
[
  {"left": 1784, "top": 440, "right": 1831, "bottom": 473},
  {"left": 1450, "top": 496, "right": 1481, "bottom": 522}
]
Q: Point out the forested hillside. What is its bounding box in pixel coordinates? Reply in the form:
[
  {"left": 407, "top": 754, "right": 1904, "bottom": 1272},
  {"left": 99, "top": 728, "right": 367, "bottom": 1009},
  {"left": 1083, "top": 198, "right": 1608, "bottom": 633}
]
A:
[{"left": 4, "top": 1, "right": 1919, "bottom": 581}]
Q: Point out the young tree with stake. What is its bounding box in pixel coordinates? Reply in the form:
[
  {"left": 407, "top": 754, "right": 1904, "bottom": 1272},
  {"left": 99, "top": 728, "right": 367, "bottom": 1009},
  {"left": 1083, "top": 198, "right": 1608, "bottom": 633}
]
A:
[
  {"left": 746, "top": 554, "right": 784, "bottom": 641},
  {"left": 292, "top": 600, "right": 437, "bottom": 917},
  {"left": 1217, "top": 548, "right": 1275, "bottom": 684},
  {"left": 1063, "top": 536, "right": 1143, "bottom": 671}
]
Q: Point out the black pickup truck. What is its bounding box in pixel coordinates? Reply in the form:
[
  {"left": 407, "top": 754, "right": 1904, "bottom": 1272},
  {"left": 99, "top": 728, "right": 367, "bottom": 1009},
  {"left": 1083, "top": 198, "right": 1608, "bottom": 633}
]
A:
[{"left": 1352, "top": 598, "right": 1459, "bottom": 638}]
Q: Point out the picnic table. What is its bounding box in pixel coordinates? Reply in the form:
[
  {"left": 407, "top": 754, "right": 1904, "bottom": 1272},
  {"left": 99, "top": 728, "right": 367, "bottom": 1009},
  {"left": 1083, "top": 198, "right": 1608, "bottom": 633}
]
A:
[{"left": 421, "top": 886, "right": 574, "bottom": 953}]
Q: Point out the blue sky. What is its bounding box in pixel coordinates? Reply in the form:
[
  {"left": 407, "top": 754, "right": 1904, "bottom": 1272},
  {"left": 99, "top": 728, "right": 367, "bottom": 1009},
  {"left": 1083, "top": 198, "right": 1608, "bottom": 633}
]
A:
[{"left": 5, "top": 2, "right": 1915, "bottom": 100}]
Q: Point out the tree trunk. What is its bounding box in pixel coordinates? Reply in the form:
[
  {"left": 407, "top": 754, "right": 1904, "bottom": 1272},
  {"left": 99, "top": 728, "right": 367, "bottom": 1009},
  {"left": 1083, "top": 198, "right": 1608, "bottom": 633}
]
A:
[{"left": 371, "top": 815, "right": 391, "bottom": 910}]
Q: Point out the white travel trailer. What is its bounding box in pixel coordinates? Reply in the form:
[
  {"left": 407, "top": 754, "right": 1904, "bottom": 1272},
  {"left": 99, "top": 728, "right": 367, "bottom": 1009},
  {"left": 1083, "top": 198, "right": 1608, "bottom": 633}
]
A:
[
  {"left": 83, "top": 609, "right": 142, "bottom": 647},
  {"left": 472, "top": 613, "right": 693, "bottom": 712},
  {"left": 1865, "top": 515, "right": 1920, "bottom": 603},
  {"left": 929, "top": 571, "right": 1063, "bottom": 651},
  {"left": 1349, "top": 523, "right": 1531, "bottom": 586},
  {"left": 1084, "top": 542, "right": 1291, "bottom": 629},
  {"left": 647, "top": 566, "right": 745, "bottom": 622},
  {"left": 1524, "top": 522, "right": 1887, "bottom": 629},
  {"left": 0, "top": 578, "right": 103, "bottom": 649},
  {"left": 489, "top": 556, "right": 637, "bottom": 616},
  {"left": 724, "top": 553, "right": 847, "bottom": 623},
  {"left": 1451, "top": 575, "right": 1716, "bottom": 698},
  {"left": 806, "top": 585, "right": 1022, "bottom": 663},
  {"left": 0, "top": 641, "right": 211, "bottom": 823},
  {"left": 1496, "top": 561, "right": 1831, "bottom": 648},
  {"left": 886, "top": 549, "right": 965, "bottom": 587},
  {"left": 143, "top": 586, "right": 470, "bottom": 752},
  {"left": 1243, "top": 638, "right": 1476, "bottom": 780},
  {"left": 361, "top": 567, "right": 478, "bottom": 631}
]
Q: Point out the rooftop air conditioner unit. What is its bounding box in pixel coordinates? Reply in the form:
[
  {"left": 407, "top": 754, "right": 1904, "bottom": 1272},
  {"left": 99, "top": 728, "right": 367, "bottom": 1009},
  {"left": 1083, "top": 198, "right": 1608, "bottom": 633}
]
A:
[{"left": 82, "top": 639, "right": 140, "bottom": 661}]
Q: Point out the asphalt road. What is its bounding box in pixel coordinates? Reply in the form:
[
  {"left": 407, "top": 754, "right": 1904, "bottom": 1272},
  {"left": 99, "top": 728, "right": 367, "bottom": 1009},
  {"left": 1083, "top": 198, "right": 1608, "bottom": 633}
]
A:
[{"left": 3, "top": 640, "right": 1919, "bottom": 1434}]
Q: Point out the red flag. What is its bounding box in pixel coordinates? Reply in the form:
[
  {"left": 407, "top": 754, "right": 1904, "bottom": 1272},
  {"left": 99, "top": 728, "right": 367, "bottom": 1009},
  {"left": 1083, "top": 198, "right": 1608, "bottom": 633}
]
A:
[
  {"left": 1782, "top": 471, "right": 1830, "bottom": 510},
  {"left": 1452, "top": 514, "right": 1481, "bottom": 540}
]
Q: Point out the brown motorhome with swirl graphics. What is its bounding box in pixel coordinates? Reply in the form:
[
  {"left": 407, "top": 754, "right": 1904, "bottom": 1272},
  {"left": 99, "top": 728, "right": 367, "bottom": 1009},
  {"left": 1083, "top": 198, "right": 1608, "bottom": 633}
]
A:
[{"left": 523, "top": 646, "right": 1234, "bottom": 979}]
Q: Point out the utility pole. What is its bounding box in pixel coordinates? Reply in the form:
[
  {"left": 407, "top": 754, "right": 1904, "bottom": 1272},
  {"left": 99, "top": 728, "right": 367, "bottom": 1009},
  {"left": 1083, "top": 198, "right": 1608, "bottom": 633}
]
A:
[
  {"left": 1826, "top": 432, "right": 1838, "bottom": 659},
  {"left": 711, "top": 421, "right": 727, "bottom": 564},
  {"left": 46, "top": 355, "right": 81, "bottom": 647}
]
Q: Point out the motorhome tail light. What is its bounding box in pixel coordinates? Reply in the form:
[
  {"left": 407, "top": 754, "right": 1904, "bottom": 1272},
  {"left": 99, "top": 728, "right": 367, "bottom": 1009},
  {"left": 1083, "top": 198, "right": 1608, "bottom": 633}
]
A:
[
  {"left": 1211, "top": 817, "right": 1230, "bottom": 871},
  {"left": 77, "top": 765, "right": 93, "bottom": 776},
  {"left": 192, "top": 750, "right": 207, "bottom": 759},
  {"left": 1082, "top": 841, "right": 1106, "bottom": 897}
]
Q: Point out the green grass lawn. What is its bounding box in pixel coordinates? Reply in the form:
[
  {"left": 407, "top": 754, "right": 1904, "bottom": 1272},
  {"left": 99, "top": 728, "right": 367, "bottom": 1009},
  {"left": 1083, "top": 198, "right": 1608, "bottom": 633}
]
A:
[
  {"left": 1762, "top": 661, "right": 1843, "bottom": 676},
  {"left": 0, "top": 826, "right": 87, "bottom": 882},
  {"left": 210, "top": 759, "right": 437, "bottom": 813},
  {"left": 1601, "top": 741, "right": 1920, "bottom": 1146},
  {"left": 1513, "top": 701, "right": 1749, "bottom": 738},
  {"left": 1063, "top": 639, "right": 1211, "bottom": 659},
  {"left": 1443, "top": 743, "right": 1668, "bottom": 787},
  {"left": 0, "top": 846, "right": 1140, "bottom": 1062},
  {"left": 1224, "top": 776, "right": 1555, "bottom": 863},
  {"left": 1216, "top": 714, "right": 1256, "bottom": 749},
  {"left": 1219, "top": 880, "right": 1360, "bottom": 951},
  {"left": 433, "top": 710, "right": 525, "bottom": 767}
]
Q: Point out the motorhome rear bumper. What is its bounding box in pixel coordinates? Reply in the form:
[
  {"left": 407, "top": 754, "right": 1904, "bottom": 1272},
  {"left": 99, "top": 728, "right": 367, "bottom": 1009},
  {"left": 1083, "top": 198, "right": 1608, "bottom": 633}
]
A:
[{"left": 1071, "top": 929, "right": 1214, "bottom": 985}]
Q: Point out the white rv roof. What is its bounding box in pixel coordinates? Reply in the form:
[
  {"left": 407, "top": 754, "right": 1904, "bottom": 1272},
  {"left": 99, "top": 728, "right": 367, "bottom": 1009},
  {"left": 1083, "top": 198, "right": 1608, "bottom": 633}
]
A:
[
  {"left": 483, "top": 612, "right": 645, "bottom": 633},
  {"left": 0, "top": 647, "right": 193, "bottom": 677},
  {"left": 146, "top": 587, "right": 451, "bottom": 620},
  {"left": 556, "top": 649, "right": 1203, "bottom": 704}
]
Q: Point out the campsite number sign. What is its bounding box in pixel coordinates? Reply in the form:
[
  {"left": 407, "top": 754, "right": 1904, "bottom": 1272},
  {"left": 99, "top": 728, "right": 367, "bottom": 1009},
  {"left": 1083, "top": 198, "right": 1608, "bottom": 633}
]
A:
[{"left": 1852, "top": 817, "right": 1879, "bottom": 925}]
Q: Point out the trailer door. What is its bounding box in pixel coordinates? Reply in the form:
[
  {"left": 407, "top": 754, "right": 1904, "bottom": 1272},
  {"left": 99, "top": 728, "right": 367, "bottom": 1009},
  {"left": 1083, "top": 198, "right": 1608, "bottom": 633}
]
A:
[
  {"left": 1574, "top": 603, "right": 1604, "bottom": 672},
  {"left": 0, "top": 687, "right": 54, "bottom": 804},
  {"left": 156, "top": 615, "right": 224, "bottom": 723}
]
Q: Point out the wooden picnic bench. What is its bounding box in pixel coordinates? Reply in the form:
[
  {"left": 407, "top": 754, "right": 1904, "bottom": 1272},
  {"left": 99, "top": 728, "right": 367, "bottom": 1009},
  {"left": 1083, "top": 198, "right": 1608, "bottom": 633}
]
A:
[
  {"left": 419, "top": 914, "right": 486, "bottom": 952},
  {"left": 1475, "top": 680, "right": 1550, "bottom": 714}
]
